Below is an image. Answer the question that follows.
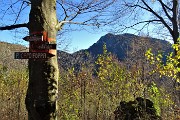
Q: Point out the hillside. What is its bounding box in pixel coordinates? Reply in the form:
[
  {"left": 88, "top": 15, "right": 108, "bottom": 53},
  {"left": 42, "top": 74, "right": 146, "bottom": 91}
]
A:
[
  {"left": 0, "top": 33, "right": 172, "bottom": 71},
  {"left": 0, "top": 41, "right": 28, "bottom": 70},
  {"left": 58, "top": 33, "right": 172, "bottom": 71},
  {"left": 87, "top": 33, "right": 171, "bottom": 60},
  {"left": 0, "top": 34, "right": 177, "bottom": 119}
]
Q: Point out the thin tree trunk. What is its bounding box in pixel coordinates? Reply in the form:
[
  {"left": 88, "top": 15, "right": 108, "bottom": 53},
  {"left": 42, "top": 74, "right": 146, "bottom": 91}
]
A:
[
  {"left": 172, "top": 0, "right": 180, "bottom": 108},
  {"left": 25, "top": 0, "right": 59, "bottom": 120}
]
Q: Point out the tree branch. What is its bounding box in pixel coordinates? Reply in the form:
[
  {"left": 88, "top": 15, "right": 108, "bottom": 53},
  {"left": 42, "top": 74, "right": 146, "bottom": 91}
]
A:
[
  {"left": 56, "top": 20, "right": 99, "bottom": 31},
  {"left": 141, "top": 0, "right": 173, "bottom": 36},
  {"left": 124, "top": 3, "right": 150, "bottom": 12},
  {"left": 0, "top": 23, "right": 28, "bottom": 30},
  {"left": 14, "top": 2, "right": 25, "bottom": 24},
  {"left": 157, "top": 0, "right": 172, "bottom": 11},
  {"left": 158, "top": 0, "right": 172, "bottom": 21},
  {"left": 123, "top": 19, "right": 161, "bottom": 30},
  {"left": 57, "top": 1, "right": 69, "bottom": 21}
]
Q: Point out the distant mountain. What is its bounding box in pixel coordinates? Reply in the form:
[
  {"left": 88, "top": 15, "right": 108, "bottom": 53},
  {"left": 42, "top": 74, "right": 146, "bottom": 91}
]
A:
[
  {"left": 58, "top": 33, "right": 172, "bottom": 71},
  {"left": 87, "top": 33, "right": 172, "bottom": 60},
  {"left": 0, "top": 33, "right": 172, "bottom": 71}
]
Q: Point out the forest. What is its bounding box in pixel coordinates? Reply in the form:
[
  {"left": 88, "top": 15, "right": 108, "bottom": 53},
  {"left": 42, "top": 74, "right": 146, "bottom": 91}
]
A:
[{"left": 0, "top": 38, "right": 179, "bottom": 119}]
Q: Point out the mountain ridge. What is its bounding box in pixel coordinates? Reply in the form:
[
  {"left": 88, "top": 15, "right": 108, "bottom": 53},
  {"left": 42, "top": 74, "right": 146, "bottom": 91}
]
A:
[
  {"left": 87, "top": 33, "right": 171, "bottom": 59},
  {"left": 58, "top": 33, "right": 172, "bottom": 71},
  {"left": 0, "top": 33, "right": 172, "bottom": 71}
]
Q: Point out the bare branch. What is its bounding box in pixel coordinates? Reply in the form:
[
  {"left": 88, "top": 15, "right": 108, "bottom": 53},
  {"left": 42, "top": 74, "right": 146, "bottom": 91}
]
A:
[
  {"left": 121, "top": 19, "right": 161, "bottom": 31},
  {"left": 57, "top": 1, "right": 69, "bottom": 21},
  {"left": 23, "top": 0, "right": 31, "bottom": 5},
  {"left": 157, "top": 0, "right": 172, "bottom": 21},
  {"left": 56, "top": 0, "right": 115, "bottom": 30},
  {"left": 56, "top": 20, "right": 99, "bottom": 31},
  {"left": 0, "top": 23, "right": 28, "bottom": 30},
  {"left": 141, "top": 0, "right": 173, "bottom": 36},
  {"left": 14, "top": 2, "right": 25, "bottom": 24},
  {"left": 157, "top": 0, "right": 172, "bottom": 11},
  {"left": 124, "top": 2, "right": 150, "bottom": 12},
  {"left": 1, "top": 1, "right": 20, "bottom": 19}
]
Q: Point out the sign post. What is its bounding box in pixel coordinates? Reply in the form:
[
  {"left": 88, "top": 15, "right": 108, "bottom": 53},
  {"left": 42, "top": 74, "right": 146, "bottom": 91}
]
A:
[
  {"left": 23, "top": 35, "right": 43, "bottom": 42},
  {"left": 30, "top": 42, "right": 56, "bottom": 50},
  {"left": 14, "top": 52, "right": 55, "bottom": 59},
  {"left": 14, "top": 31, "right": 56, "bottom": 60}
]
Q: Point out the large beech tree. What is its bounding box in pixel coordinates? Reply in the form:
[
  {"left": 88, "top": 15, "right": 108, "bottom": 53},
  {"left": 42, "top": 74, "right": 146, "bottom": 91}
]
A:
[{"left": 0, "top": 0, "right": 114, "bottom": 119}]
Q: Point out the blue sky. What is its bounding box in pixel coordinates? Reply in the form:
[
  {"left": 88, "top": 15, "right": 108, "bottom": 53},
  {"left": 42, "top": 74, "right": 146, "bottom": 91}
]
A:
[
  {"left": 0, "top": 24, "right": 108, "bottom": 53},
  {"left": 0, "top": 26, "right": 108, "bottom": 53},
  {"left": 0, "top": 0, "right": 112, "bottom": 53},
  {"left": 67, "top": 30, "right": 107, "bottom": 53},
  {"left": 0, "top": 0, "right": 174, "bottom": 53}
]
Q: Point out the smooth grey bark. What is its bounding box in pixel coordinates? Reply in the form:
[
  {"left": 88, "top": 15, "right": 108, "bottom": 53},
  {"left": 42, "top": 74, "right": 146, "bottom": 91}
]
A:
[{"left": 25, "top": 0, "right": 59, "bottom": 120}]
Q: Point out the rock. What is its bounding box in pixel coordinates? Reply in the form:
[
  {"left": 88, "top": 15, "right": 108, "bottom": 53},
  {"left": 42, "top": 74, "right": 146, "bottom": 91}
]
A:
[{"left": 114, "top": 97, "right": 162, "bottom": 120}]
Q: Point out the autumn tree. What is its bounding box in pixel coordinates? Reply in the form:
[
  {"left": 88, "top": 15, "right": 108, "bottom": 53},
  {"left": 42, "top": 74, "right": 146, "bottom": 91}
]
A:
[
  {"left": 0, "top": 65, "right": 28, "bottom": 120},
  {"left": 110, "top": 0, "right": 180, "bottom": 109},
  {"left": 0, "top": 0, "right": 115, "bottom": 120}
]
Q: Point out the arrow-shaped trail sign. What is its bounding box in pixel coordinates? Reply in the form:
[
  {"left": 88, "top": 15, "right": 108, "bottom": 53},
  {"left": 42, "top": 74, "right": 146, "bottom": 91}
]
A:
[
  {"left": 14, "top": 52, "right": 55, "bottom": 59},
  {"left": 31, "top": 43, "right": 56, "bottom": 50},
  {"left": 23, "top": 35, "right": 43, "bottom": 41}
]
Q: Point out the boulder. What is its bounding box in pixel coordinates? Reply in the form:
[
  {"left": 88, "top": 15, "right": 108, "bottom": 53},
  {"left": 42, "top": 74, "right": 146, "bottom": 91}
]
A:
[{"left": 114, "top": 97, "right": 162, "bottom": 120}]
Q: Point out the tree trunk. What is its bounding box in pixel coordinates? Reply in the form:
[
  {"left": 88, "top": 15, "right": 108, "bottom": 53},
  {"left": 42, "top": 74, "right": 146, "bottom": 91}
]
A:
[{"left": 25, "top": 0, "right": 59, "bottom": 120}]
